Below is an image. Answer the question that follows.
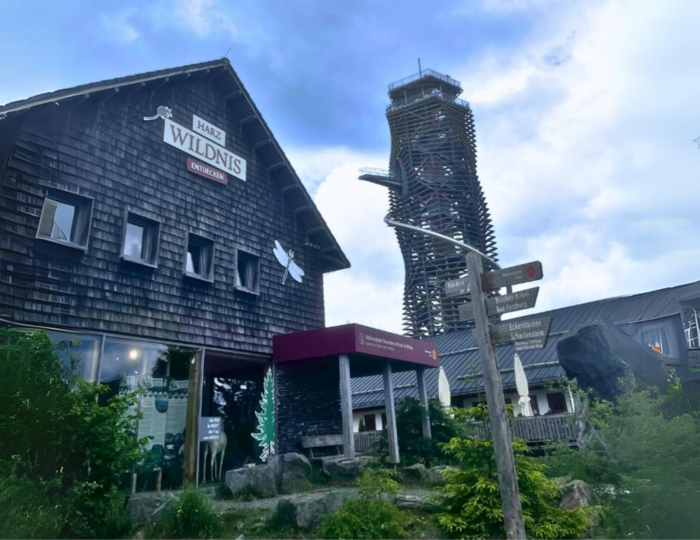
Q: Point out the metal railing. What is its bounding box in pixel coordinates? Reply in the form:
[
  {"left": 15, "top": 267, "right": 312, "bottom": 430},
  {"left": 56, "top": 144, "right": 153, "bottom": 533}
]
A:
[
  {"left": 469, "top": 414, "right": 578, "bottom": 444},
  {"left": 359, "top": 167, "right": 393, "bottom": 178},
  {"left": 387, "top": 89, "right": 470, "bottom": 113},
  {"left": 389, "top": 69, "right": 462, "bottom": 91}
]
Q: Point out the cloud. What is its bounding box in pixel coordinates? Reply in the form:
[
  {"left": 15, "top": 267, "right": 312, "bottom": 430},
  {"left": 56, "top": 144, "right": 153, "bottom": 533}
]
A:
[
  {"left": 165, "top": 0, "right": 238, "bottom": 40},
  {"left": 99, "top": 10, "right": 140, "bottom": 44},
  {"left": 286, "top": 146, "right": 405, "bottom": 333}
]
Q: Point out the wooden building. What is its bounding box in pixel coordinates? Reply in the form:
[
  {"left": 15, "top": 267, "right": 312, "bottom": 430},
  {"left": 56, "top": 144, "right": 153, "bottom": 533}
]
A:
[{"left": 0, "top": 59, "right": 350, "bottom": 488}]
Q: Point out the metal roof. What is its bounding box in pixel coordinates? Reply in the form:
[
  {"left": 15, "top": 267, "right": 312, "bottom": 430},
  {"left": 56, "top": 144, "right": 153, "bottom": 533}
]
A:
[
  {"left": 0, "top": 58, "right": 350, "bottom": 273},
  {"left": 351, "top": 280, "right": 700, "bottom": 408}
]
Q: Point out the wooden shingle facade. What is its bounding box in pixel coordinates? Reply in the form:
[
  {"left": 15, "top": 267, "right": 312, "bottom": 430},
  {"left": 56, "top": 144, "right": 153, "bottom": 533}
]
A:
[{"left": 0, "top": 59, "right": 349, "bottom": 355}]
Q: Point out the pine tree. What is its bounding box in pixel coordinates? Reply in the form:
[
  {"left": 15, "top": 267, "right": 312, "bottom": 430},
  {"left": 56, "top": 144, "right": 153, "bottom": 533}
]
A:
[{"left": 252, "top": 368, "right": 275, "bottom": 461}]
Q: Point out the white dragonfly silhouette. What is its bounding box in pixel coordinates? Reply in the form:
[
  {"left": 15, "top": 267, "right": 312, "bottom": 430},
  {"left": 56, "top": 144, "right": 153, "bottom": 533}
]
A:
[{"left": 273, "top": 240, "right": 305, "bottom": 285}]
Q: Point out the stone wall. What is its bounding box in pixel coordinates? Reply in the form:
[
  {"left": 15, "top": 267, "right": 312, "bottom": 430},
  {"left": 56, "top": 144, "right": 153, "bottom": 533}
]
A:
[{"left": 276, "top": 362, "right": 342, "bottom": 453}]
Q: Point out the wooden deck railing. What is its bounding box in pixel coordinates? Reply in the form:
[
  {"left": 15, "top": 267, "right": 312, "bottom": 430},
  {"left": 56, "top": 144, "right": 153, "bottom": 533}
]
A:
[
  {"left": 469, "top": 414, "right": 578, "bottom": 444},
  {"left": 354, "top": 430, "right": 385, "bottom": 453}
]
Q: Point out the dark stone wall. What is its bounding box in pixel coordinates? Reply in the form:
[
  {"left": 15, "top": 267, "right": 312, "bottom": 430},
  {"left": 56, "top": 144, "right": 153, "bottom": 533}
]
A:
[
  {"left": 276, "top": 363, "right": 342, "bottom": 454},
  {"left": 0, "top": 73, "right": 326, "bottom": 354}
]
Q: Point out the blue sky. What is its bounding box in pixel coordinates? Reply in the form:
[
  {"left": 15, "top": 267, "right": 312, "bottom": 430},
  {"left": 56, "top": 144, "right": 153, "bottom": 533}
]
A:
[{"left": 2, "top": 0, "right": 699, "bottom": 333}]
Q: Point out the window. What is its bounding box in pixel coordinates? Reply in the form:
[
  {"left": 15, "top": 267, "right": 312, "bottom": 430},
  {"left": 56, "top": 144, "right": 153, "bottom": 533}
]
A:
[
  {"left": 36, "top": 190, "right": 93, "bottom": 249},
  {"left": 184, "top": 233, "right": 214, "bottom": 281},
  {"left": 364, "top": 414, "right": 377, "bottom": 432},
  {"left": 546, "top": 392, "right": 568, "bottom": 414},
  {"left": 121, "top": 212, "right": 160, "bottom": 267},
  {"left": 235, "top": 248, "right": 260, "bottom": 294},
  {"left": 381, "top": 413, "right": 387, "bottom": 430},
  {"left": 641, "top": 327, "right": 668, "bottom": 355}
]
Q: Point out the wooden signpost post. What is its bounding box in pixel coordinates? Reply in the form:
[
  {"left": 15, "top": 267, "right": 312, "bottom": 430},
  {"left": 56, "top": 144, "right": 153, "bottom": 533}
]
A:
[{"left": 462, "top": 254, "right": 546, "bottom": 540}]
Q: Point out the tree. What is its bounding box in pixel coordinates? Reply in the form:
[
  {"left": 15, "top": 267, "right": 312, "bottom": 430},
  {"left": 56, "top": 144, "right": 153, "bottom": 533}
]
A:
[{"left": 252, "top": 368, "right": 275, "bottom": 462}]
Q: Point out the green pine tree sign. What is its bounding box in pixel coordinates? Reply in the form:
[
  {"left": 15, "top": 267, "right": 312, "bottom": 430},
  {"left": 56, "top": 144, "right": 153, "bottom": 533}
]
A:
[{"left": 252, "top": 368, "right": 275, "bottom": 461}]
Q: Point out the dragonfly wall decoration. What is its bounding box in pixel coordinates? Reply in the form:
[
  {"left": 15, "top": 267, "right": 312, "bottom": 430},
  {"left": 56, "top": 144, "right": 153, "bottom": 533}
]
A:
[{"left": 273, "top": 240, "right": 305, "bottom": 285}]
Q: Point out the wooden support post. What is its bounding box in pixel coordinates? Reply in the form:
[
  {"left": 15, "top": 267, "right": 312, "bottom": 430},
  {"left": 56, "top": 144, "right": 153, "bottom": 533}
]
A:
[
  {"left": 466, "top": 251, "right": 526, "bottom": 539},
  {"left": 339, "top": 354, "right": 355, "bottom": 459},
  {"left": 183, "top": 349, "right": 203, "bottom": 487},
  {"left": 383, "top": 363, "right": 400, "bottom": 464},
  {"left": 416, "top": 368, "right": 432, "bottom": 439}
]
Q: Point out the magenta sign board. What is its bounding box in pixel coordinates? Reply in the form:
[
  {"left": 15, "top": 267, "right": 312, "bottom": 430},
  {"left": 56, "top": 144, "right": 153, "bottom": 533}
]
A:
[{"left": 273, "top": 323, "right": 439, "bottom": 369}]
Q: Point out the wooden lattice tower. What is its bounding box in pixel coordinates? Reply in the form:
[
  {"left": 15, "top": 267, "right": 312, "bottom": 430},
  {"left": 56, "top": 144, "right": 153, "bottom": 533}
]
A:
[{"left": 360, "top": 70, "right": 497, "bottom": 338}]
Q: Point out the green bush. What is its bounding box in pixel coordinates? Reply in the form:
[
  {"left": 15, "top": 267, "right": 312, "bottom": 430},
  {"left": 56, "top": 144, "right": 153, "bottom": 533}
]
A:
[
  {"left": 0, "top": 465, "right": 64, "bottom": 539},
  {"left": 0, "top": 329, "right": 143, "bottom": 538},
  {"left": 395, "top": 397, "right": 467, "bottom": 466},
  {"left": 435, "top": 414, "right": 596, "bottom": 539},
  {"left": 317, "top": 498, "right": 411, "bottom": 540},
  {"left": 317, "top": 467, "right": 412, "bottom": 539},
  {"left": 146, "top": 488, "right": 221, "bottom": 539}
]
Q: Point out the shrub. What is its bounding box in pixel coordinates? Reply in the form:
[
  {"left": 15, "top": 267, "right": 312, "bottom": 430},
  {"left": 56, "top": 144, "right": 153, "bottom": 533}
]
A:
[
  {"left": 435, "top": 428, "right": 595, "bottom": 539},
  {"left": 395, "top": 397, "right": 467, "bottom": 465},
  {"left": 0, "top": 329, "right": 143, "bottom": 538},
  {"left": 146, "top": 488, "right": 221, "bottom": 539},
  {"left": 317, "top": 467, "right": 411, "bottom": 539}
]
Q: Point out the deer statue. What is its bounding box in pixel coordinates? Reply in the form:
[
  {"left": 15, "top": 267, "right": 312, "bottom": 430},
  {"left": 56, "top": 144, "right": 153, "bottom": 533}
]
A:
[{"left": 203, "top": 431, "right": 228, "bottom": 483}]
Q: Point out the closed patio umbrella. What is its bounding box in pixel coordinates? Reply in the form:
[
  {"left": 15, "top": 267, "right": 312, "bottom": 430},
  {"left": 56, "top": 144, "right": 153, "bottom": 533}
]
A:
[
  {"left": 438, "top": 366, "right": 451, "bottom": 408},
  {"left": 514, "top": 353, "right": 533, "bottom": 416}
]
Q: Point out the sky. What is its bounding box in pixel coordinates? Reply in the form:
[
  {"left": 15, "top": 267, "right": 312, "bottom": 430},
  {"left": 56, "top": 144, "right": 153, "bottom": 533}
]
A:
[{"left": 2, "top": 0, "right": 699, "bottom": 334}]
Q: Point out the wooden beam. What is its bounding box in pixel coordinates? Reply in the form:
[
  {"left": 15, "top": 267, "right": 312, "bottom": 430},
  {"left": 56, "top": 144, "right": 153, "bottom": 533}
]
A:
[
  {"left": 224, "top": 90, "right": 243, "bottom": 100},
  {"left": 416, "top": 368, "right": 432, "bottom": 439},
  {"left": 183, "top": 349, "right": 203, "bottom": 487},
  {"left": 339, "top": 354, "right": 355, "bottom": 459},
  {"left": 294, "top": 205, "right": 313, "bottom": 215},
  {"left": 268, "top": 162, "right": 286, "bottom": 172},
  {"left": 252, "top": 138, "right": 272, "bottom": 151},
  {"left": 383, "top": 363, "right": 400, "bottom": 464},
  {"left": 239, "top": 114, "right": 257, "bottom": 126},
  {"left": 307, "top": 225, "right": 324, "bottom": 236},
  {"left": 281, "top": 183, "right": 300, "bottom": 194},
  {"left": 466, "top": 251, "right": 525, "bottom": 539}
]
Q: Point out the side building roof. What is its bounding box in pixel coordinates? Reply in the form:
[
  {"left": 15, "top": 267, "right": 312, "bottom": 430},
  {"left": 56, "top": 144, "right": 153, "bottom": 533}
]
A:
[
  {"left": 0, "top": 58, "right": 349, "bottom": 273},
  {"left": 352, "top": 280, "right": 700, "bottom": 408}
]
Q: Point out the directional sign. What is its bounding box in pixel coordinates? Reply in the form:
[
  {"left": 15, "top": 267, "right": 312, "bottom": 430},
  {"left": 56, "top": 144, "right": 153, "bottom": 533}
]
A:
[
  {"left": 489, "top": 316, "right": 552, "bottom": 351},
  {"left": 198, "top": 416, "right": 222, "bottom": 442},
  {"left": 459, "top": 287, "right": 539, "bottom": 321},
  {"left": 482, "top": 261, "right": 543, "bottom": 291},
  {"left": 445, "top": 277, "right": 470, "bottom": 298}
]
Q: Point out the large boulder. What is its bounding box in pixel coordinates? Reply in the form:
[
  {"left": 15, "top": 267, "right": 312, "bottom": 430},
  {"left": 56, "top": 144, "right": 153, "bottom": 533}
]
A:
[
  {"left": 427, "top": 465, "right": 457, "bottom": 486},
  {"left": 225, "top": 463, "right": 278, "bottom": 498},
  {"left": 277, "top": 490, "right": 347, "bottom": 530},
  {"left": 401, "top": 463, "right": 428, "bottom": 483},
  {"left": 560, "top": 480, "right": 596, "bottom": 510},
  {"left": 271, "top": 452, "right": 313, "bottom": 494},
  {"left": 127, "top": 491, "right": 177, "bottom": 526},
  {"left": 322, "top": 457, "right": 368, "bottom": 481}
]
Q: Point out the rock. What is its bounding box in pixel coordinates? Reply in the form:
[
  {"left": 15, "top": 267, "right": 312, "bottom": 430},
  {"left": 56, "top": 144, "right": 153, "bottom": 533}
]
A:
[
  {"left": 401, "top": 463, "right": 428, "bottom": 483},
  {"left": 560, "top": 480, "right": 596, "bottom": 510},
  {"left": 395, "top": 494, "right": 439, "bottom": 512},
  {"left": 126, "top": 491, "right": 177, "bottom": 525},
  {"left": 322, "top": 457, "right": 368, "bottom": 481},
  {"left": 427, "top": 465, "right": 457, "bottom": 486},
  {"left": 277, "top": 490, "right": 346, "bottom": 529},
  {"left": 553, "top": 476, "right": 573, "bottom": 489},
  {"left": 225, "top": 463, "right": 278, "bottom": 498},
  {"left": 270, "top": 452, "right": 312, "bottom": 494}
]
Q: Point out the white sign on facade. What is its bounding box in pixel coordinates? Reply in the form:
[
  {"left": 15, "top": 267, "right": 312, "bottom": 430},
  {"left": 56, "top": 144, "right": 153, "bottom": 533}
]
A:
[
  {"left": 192, "top": 114, "right": 226, "bottom": 146},
  {"left": 163, "top": 119, "right": 246, "bottom": 181}
]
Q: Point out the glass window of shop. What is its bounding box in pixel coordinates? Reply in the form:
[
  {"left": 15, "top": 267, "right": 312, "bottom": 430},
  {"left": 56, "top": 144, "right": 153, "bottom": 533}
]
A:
[
  {"left": 99, "top": 337, "right": 195, "bottom": 491},
  {"left": 46, "top": 331, "right": 101, "bottom": 383}
]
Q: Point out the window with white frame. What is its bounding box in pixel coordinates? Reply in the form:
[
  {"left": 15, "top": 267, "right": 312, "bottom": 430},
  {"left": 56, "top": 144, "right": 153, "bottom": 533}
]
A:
[
  {"left": 36, "top": 190, "right": 93, "bottom": 249},
  {"left": 641, "top": 327, "right": 668, "bottom": 355}
]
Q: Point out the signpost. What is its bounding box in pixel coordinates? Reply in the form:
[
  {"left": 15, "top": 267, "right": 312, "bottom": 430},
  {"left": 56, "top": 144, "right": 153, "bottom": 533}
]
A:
[
  {"left": 445, "top": 277, "right": 470, "bottom": 298},
  {"left": 459, "top": 287, "right": 539, "bottom": 321},
  {"left": 490, "top": 316, "right": 552, "bottom": 351},
  {"left": 481, "top": 260, "right": 543, "bottom": 291}
]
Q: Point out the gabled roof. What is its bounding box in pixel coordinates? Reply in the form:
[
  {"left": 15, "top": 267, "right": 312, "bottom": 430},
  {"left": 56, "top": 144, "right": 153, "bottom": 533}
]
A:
[
  {"left": 0, "top": 58, "right": 350, "bottom": 273},
  {"left": 352, "top": 279, "right": 700, "bottom": 408}
]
